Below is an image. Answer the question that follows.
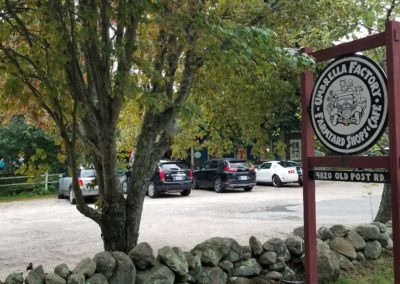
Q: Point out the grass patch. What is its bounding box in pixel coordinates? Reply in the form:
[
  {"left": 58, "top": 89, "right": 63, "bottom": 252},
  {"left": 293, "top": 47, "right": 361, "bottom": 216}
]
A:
[
  {"left": 0, "top": 192, "right": 56, "bottom": 202},
  {"left": 330, "top": 250, "right": 394, "bottom": 284},
  {"left": 0, "top": 186, "right": 57, "bottom": 202}
]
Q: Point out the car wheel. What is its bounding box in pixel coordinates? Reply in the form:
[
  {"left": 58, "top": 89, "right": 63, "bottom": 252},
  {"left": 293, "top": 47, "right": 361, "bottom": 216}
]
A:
[
  {"left": 299, "top": 178, "right": 303, "bottom": 186},
  {"left": 180, "top": 188, "right": 191, "bottom": 196},
  {"left": 147, "top": 182, "right": 158, "bottom": 198},
  {"left": 121, "top": 180, "right": 128, "bottom": 194},
  {"left": 272, "top": 175, "right": 282, "bottom": 187},
  {"left": 192, "top": 177, "right": 199, "bottom": 189},
  {"left": 69, "top": 188, "right": 76, "bottom": 204},
  {"left": 213, "top": 177, "right": 224, "bottom": 193},
  {"left": 244, "top": 186, "right": 253, "bottom": 192}
]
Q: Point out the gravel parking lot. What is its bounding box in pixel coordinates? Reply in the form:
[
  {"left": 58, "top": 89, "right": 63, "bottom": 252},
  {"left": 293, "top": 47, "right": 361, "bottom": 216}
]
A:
[{"left": 0, "top": 181, "right": 383, "bottom": 279}]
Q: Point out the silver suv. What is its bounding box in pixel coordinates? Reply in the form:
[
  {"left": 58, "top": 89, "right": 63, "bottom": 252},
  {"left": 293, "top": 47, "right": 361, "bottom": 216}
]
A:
[{"left": 57, "top": 168, "right": 99, "bottom": 204}]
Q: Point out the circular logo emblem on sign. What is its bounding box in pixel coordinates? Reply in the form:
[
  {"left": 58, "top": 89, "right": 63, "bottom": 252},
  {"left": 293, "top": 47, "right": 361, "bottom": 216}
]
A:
[{"left": 310, "top": 54, "right": 387, "bottom": 154}]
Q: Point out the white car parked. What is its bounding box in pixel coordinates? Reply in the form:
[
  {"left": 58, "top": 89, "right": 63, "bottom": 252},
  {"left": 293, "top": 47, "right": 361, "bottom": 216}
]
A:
[{"left": 255, "top": 161, "right": 303, "bottom": 187}]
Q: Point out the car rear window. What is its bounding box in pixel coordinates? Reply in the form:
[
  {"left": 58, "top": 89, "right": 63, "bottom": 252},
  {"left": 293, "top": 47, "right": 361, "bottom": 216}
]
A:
[
  {"left": 80, "top": 169, "right": 96, "bottom": 177},
  {"left": 229, "top": 161, "right": 248, "bottom": 169},
  {"left": 278, "top": 161, "right": 298, "bottom": 168},
  {"left": 160, "top": 162, "right": 189, "bottom": 171}
]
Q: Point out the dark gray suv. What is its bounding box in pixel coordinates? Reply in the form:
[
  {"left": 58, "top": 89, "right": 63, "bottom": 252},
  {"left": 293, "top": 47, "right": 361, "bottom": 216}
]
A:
[
  {"left": 193, "top": 159, "right": 256, "bottom": 193},
  {"left": 147, "top": 160, "right": 192, "bottom": 198}
]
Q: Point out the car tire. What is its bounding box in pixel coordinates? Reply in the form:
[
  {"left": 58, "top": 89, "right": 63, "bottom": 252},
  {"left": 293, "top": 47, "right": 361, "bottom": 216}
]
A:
[
  {"left": 69, "top": 188, "right": 76, "bottom": 204},
  {"left": 180, "top": 188, "right": 191, "bottom": 196},
  {"left": 272, "top": 175, "right": 282, "bottom": 187},
  {"left": 213, "top": 177, "right": 224, "bottom": 193},
  {"left": 244, "top": 186, "right": 253, "bottom": 192},
  {"left": 299, "top": 178, "right": 303, "bottom": 186},
  {"left": 192, "top": 177, "right": 199, "bottom": 189},
  {"left": 147, "top": 182, "right": 158, "bottom": 198}
]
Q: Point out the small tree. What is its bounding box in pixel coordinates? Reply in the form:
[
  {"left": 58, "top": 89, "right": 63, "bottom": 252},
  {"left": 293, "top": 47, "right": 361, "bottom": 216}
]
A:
[
  {"left": 1, "top": 0, "right": 286, "bottom": 252},
  {"left": 0, "top": 0, "right": 363, "bottom": 253},
  {"left": 1, "top": 0, "right": 208, "bottom": 251}
]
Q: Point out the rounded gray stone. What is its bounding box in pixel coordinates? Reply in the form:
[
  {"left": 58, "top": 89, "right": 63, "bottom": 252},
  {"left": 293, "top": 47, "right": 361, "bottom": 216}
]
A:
[
  {"left": 218, "top": 260, "right": 233, "bottom": 275},
  {"left": 85, "top": 273, "right": 108, "bottom": 284},
  {"left": 158, "top": 246, "right": 189, "bottom": 276},
  {"left": 191, "top": 237, "right": 232, "bottom": 266},
  {"left": 345, "top": 230, "right": 366, "bottom": 251},
  {"left": 249, "top": 236, "right": 263, "bottom": 257},
  {"left": 184, "top": 252, "right": 202, "bottom": 282},
  {"left": 259, "top": 251, "right": 277, "bottom": 267},
  {"left": 330, "top": 224, "right": 351, "bottom": 237},
  {"left": 4, "top": 273, "right": 23, "bottom": 284},
  {"left": 25, "top": 265, "right": 45, "bottom": 284},
  {"left": 357, "top": 225, "right": 381, "bottom": 240},
  {"left": 356, "top": 251, "right": 366, "bottom": 262},
  {"left": 269, "top": 261, "right": 286, "bottom": 272},
  {"left": 318, "top": 226, "right": 334, "bottom": 241},
  {"left": 371, "top": 222, "right": 387, "bottom": 233},
  {"left": 329, "top": 237, "right": 357, "bottom": 260},
  {"left": 54, "top": 263, "right": 70, "bottom": 279},
  {"left": 93, "top": 251, "right": 116, "bottom": 278},
  {"left": 262, "top": 238, "right": 290, "bottom": 261},
  {"left": 197, "top": 266, "right": 227, "bottom": 284},
  {"left": 285, "top": 236, "right": 304, "bottom": 255},
  {"left": 128, "top": 242, "right": 155, "bottom": 270},
  {"left": 72, "top": 258, "right": 96, "bottom": 278},
  {"left": 232, "top": 259, "right": 262, "bottom": 277},
  {"left": 364, "top": 240, "right": 382, "bottom": 259},
  {"left": 266, "top": 271, "right": 282, "bottom": 280},
  {"left": 293, "top": 226, "right": 304, "bottom": 239},
  {"left": 136, "top": 262, "right": 175, "bottom": 284},
  {"left": 242, "top": 252, "right": 252, "bottom": 261},
  {"left": 109, "top": 251, "right": 136, "bottom": 284},
  {"left": 378, "top": 233, "right": 393, "bottom": 249},
  {"left": 224, "top": 239, "right": 242, "bottom": 263},
  {"left": 45, "top": 273, "right": 66, "bottom": 284},
  {"left": 67, "top": 273, "right": 85, "bottom": 284}
]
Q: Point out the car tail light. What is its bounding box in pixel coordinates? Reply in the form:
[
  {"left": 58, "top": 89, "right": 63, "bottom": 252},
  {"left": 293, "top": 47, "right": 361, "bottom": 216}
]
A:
[
  {"left": 159, "top": 168, "right": 165, "bottom": 181},
  {"left": 78, "top": 178, "right": 83, "bottom": 187},
  {"left": 288, "top": 169, "right": 295, "bottom": 174},
  {"left": 249, "top": 165, "right": 255, "bottom": 172},
  {"left": 189, "top": 169, "right": 193, "bottom": 180},
  {"left": 224, "top": 165, "right": 238, "bottom": 172}
]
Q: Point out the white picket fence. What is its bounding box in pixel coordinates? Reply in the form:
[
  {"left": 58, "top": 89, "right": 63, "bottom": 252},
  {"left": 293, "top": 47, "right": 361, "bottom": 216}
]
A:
[{"left": 0, "top": 173, "right": 59, "bottom": 190}]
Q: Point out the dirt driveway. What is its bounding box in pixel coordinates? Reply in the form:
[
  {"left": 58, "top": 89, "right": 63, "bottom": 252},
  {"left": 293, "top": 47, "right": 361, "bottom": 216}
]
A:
[{"left": 0, "top": 181, "right": 383, "bottom": 279}]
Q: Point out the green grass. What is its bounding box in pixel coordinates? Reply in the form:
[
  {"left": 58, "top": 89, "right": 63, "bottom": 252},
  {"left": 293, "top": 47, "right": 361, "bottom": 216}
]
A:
[
  {"left": 0, "top": 192, "right": 55, "bottom": 202},
  {"left": 0, "top": 186, "right": 57, "bottom": 202},
  {"left": 330, "top": 251, "right": 394, "bottom": 284}
]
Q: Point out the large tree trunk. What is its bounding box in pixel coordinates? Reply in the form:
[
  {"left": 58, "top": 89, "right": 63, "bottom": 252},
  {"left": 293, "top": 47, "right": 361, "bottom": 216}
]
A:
[
  {"left": 124, "top": 110, "right": 177, "bottom": 250},
  {"left": 97, "top": 128, "right": 127, "bottom": 251},
  {"left": 374, "top": 183, "right": 392, "bottom": 223}
]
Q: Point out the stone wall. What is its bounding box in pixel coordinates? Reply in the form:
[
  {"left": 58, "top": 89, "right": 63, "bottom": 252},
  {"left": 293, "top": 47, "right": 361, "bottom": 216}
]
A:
[{"left": 1, "top": 221, "right": 393, "bottom": 284}]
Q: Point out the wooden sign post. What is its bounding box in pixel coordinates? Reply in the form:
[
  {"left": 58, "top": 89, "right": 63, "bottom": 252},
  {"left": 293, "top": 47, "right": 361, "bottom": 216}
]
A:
[{"left": 301, "top": 20, "right": 400, "bottom": 283}]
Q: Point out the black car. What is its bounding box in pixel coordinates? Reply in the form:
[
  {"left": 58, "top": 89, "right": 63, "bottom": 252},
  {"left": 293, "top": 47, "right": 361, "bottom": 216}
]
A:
[
  {"left": 193, "top": 159, "right": 256, "bottom": 193},
  {"left": 147, "top": 160, "right": 192, "bottom": 198}
]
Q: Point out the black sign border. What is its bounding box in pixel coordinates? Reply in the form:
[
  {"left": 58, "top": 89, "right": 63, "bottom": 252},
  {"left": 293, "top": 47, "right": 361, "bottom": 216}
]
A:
[{"left": 310, "top": 54, "right": 388, "bottom": 155}]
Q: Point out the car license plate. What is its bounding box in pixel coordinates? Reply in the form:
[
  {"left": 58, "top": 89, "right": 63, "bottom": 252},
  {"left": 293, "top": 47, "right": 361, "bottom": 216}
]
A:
[
  {"left": 175, "top": 176, "right": 184, "bottom": 181},
  {"left": 239, "top": 176, "right": 248, "bottom": 180}
]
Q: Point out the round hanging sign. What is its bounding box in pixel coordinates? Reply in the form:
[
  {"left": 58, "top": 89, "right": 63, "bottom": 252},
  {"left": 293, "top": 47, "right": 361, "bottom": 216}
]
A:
[{"left": 310, "top": 54, "right": 387, "bottom": 155}]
